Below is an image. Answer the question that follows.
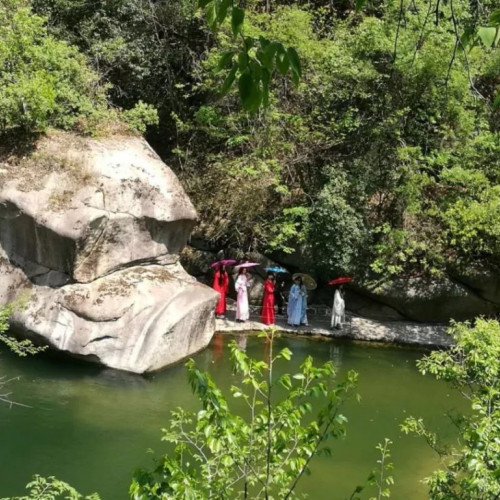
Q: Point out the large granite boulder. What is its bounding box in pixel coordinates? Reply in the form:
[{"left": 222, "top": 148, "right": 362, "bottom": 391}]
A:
[
  {"left": 448, "top": 265, "right": 500, "bottom": 306},
  {"left": 0, "top": 131, "right": 218, "bottom": 373},
  {"left": 357, "top": 275, "right": 498, "bottom": 322}
]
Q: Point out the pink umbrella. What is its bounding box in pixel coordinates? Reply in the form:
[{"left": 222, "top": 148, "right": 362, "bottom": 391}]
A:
[
  {"left": 234, "top": 262, "right": 260, "bottom": 269},
  {"left": 211, "top": 259, "right": 237, "bottom": 268}
]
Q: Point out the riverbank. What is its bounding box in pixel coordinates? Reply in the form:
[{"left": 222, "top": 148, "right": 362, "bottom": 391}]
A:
[{"left": 216, "top": 304, "right": 452, "bottom": 348}]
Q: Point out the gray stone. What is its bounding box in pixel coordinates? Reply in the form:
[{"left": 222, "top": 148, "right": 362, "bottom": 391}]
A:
[
  {"left": 449, "top": 265, "right": 500, "bottom": 306},
  {"left": 0, "top": 132, "right": 217, "bottom": 373},
  {"left": 180, "top": 246, "right": 216, "bottom": 277},
  {"left": 0, "top": 133, "right": 198, "bottom": 284},
  {"left": 357, "top": 276, "right": 498, "bottom": 322}
]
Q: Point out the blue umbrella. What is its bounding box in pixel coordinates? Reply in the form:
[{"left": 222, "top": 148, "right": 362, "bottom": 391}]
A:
[{"left": 265, "top": 266, "right": 289, "bottom": 274}]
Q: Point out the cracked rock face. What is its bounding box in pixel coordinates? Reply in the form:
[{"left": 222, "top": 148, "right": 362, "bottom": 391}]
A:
[{"left": 0, "top": 132, "right": 218, "bottom": 373}]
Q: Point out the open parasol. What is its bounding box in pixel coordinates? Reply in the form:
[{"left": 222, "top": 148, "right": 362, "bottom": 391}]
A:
[
  {"left": 265, "top": 266, "right": 289, "bottom": 274},
  {"left": 211, "top": 259, "right": 237, "bottom": 268},
  {"left": 328, "top": 277, "right": 353, "bottom": 286},
  {"left": 292, "top": 273, "right": 317, "bottom": 290},
  {"left": 234, "top": 262, "right": 260, "bottom": 269}
]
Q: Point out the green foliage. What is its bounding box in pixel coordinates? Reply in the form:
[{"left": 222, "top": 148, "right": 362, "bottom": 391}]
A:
[
  {"left": 309, "top": 171, "right": 368, "bottom": 274},
  {"left": 1, "top": 475, "right": 100, "bottom": 500},
  {"left": 349, "top": 439, "right": 395, "bottom": 500},
  {"left": 0, "top": 1, "right": 108, "bottom": 132},
  {"left": 130, "top": 329, "right": 358, "bottom": 499},
  {"left": 30, "top": 0, "right": 499, "bottom": 278},
  {"left": 402, "top": 319, "right": 500, "bottom": 499},
  {"left": 122, "top": 101, "right": 159, "bottom": 133},
  {"left": 196, "top": 0, "right": 301, "bottom": 111},
  {"left": 0, "top": 301, "right": 46, "bottom": 357},
  {"left": 165, "top": 0, "right": 500, "bottom": 278}
]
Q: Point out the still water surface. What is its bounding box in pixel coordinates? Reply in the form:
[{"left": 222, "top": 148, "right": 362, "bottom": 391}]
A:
[{"left": 0, "top": 334, "right": 464, "bottom": 499}]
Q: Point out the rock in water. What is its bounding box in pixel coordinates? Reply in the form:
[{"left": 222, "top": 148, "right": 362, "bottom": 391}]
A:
[{"left": 0, "top": 131, "right": 218, "bottom": 373}]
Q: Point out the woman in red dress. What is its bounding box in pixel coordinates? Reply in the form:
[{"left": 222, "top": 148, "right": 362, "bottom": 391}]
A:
[
  {"left": 213, "top": 265, "right": 229, "bottom": 319},
  {"left": 261, "top": 273, "right": 276, "bottom": 325}
]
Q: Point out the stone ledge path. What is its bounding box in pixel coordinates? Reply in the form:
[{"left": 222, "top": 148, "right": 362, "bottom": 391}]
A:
[{"left": 216, "top": 305, "right": 452, "bottom": 348}]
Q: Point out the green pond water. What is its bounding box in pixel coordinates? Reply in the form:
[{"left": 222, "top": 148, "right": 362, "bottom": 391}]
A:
[{"left": 0, "top": 333, "right": 465, "bottom": 499}]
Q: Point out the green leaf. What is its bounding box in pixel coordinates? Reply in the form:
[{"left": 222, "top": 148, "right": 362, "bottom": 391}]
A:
[
  {"left": 217, "top": 0, "right": 231, "bottom": 23},
  {"left": 276, "top": 46, "right": 290, "bottom": 75},
  {"left": 477, "top": 26, "right": 497, "bottom": 47},
  {"left": 238, "top": 52, "right": 249, "bottom": 71},
  {"left": 231, "top": 6, "right": 245, "bottom": 38},
  {"left": 238, "top": 71, "right": 261, "bottom": 112},
  {"left": 206, "top": 1, "right": 218, "bottom": 30},
  {"left": 220, "top": 63, "right": 237, "bottom": 95},
  {"left": 490, "top": 10, "right": 500, "bottom": 26},
  {"left": 264, "top": 41, "right": 279, "bottom": 65},
  {"left": 287, "top": 47, "right": 302, "bottom": 79},
  {"left": 249, "top": 60, "right": 262, "bottom": 82},
  {"left": 460, "top": 27, "right": 474, "bottom": 47},
  {"left": 217, "top": 51, "right": 235, "bottom": 71},
  {"left": 262, "top": 68, "right": 270, "bottom": 107},
  {"left": 258, "top": 41, "right": 278, "bottom": 70},
  {"left": 197, "top": 0, "right": 212, "bottom": 8},
  {"left": 493, "top": 92, "right": 500, "bottom": 110}
]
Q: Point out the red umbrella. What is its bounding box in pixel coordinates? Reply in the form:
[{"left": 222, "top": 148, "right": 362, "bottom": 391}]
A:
[
  {"left": 234, "top": 262, "right": 260, "bottom": 269},
  {"left": 211, "top": 259, "right": 237, "bottom": 268},
  {"left": 328, "top": 277, "right": 353, "bottom": 286}
]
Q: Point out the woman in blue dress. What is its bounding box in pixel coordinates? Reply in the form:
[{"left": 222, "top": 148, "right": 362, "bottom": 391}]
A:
[{"left": 287, "top": 276, "right": 305, "bottom": 326}]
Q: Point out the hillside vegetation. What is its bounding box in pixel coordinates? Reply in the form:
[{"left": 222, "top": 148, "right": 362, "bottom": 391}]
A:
[{"left": 2, "top": 0, "right": 499, "bottom": 281}]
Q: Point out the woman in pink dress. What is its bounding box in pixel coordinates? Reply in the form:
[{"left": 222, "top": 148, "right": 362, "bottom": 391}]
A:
[{"left": 235, "top": 268, "right": 251, "bottom": 322}]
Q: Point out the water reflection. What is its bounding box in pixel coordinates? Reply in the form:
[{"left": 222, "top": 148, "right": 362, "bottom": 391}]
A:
[
  {"left": 235, "top": 334, "right": 247, "bottom": 352},
  {"left": 328, "top": 343, "right": 343, "bottom": 370}
]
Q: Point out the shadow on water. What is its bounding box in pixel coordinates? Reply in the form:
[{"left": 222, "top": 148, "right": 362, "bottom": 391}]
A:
[{"left": 0, "top": 333, "right": 465, "bottom": 499}]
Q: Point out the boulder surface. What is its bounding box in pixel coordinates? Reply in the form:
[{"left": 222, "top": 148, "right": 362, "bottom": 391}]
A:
[{"left": 0, "top": 131, "right": 218, "bottom": 373}]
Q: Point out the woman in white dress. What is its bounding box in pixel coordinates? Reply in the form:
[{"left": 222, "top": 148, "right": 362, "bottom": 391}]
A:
[
  {"left": 331, "top": 285, "right": 345, "bottom": 329},
  {"left": 235, "top": 268, "right": 251, "bottom": 322}
]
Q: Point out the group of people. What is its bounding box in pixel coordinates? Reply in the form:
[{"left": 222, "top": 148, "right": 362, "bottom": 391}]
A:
[{"left": 212, "top": 265, "right": 346, "bottom": 329}]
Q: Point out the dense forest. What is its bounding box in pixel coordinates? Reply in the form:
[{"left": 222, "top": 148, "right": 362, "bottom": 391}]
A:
[{"left": 1, "top": 0, "right": 499, "bottom": 280}]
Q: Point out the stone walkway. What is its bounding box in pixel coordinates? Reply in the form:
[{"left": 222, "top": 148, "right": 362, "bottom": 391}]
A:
[{"left": 216, "top": 306, "right": 452, "bottom": 348}]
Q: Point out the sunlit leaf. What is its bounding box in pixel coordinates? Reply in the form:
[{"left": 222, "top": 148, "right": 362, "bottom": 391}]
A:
[
  {"left": 477, "top": 26, "right": 497, "bottom": 47},
  {"left": 206, "top": 1, "right": 218, "bottom": 30}
]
